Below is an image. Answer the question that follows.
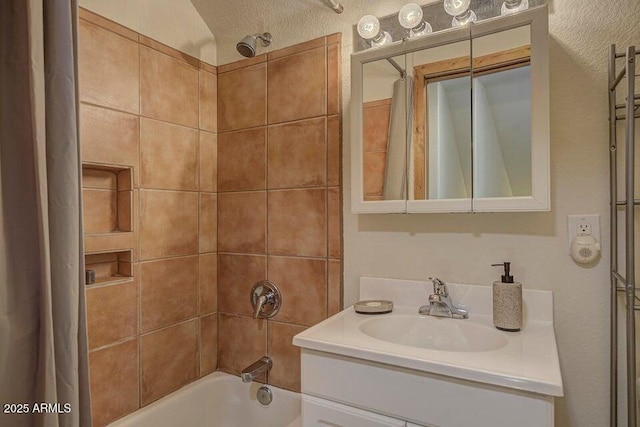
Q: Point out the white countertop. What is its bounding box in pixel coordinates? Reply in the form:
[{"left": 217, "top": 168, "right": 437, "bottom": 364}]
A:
[{"left": 293, "top": 277, "right": 563, "bottom": 397}]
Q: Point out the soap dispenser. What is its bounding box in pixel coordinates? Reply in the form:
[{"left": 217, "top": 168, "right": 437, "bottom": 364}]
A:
[{"left": 491, "top": 262, "right": 522, "bottom": 331}]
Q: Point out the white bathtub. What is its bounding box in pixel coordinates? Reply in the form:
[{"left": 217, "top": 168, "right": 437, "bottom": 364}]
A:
[{"left": 109, "top": 372, "right": 301, "bottom": 427}]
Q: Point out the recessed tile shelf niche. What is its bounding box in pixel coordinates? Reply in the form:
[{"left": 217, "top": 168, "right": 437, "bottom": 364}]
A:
[
  {"left": 84, "top": 250, "right": 133, "bottom": 287},
  {"left": 82, "top": 164, "right": 133, "bottom": 235}
]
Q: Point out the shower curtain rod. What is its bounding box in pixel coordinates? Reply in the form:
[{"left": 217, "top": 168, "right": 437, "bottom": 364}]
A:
[
  {"left": 324, "top": 0, "right": 344, "bottom": 13},
  {"left": 387, "top": 57, "right": 406, "bottom": 78}
]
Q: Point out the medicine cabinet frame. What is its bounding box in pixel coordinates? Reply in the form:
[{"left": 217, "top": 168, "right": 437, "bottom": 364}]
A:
[{"left": 350, "top": 5, "right": 549, "bottom": 214}]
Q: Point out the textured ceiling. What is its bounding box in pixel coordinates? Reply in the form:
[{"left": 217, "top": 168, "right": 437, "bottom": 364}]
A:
[{"left": 190, "top": 0, "right": 441, "bottom": 65}]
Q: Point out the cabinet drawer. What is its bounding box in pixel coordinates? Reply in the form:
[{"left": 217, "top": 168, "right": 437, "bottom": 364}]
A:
[{"left": 303, "top": 395, "right": 405, "bottom": 427}]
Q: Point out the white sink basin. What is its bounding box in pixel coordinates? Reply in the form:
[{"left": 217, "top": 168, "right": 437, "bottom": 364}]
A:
[{"left": 359, "top": 314, "right": 508, "bottom": 352}]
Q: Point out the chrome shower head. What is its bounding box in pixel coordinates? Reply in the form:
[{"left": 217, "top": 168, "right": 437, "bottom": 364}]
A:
[{"left": 236, "top": 33, "right": 272, "bottom": 58}]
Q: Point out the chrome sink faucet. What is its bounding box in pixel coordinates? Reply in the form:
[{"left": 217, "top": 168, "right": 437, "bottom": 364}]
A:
[{"left": 419, "top": 277, "right": 469, "bottom": 319}]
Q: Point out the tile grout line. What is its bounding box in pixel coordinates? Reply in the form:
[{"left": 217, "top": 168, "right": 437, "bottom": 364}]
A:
[
  {"left": 136, "top": 35, "right": 142, "bottom": 410},
  {"left": 325, "top": 45, "right": 330, "bottom": 318},
  {"left": 81, "top": 100, "right": 202, "bottom": 132},
  {"left": 264, "top": 56, "right": 271, "bottom": 383},
  {"left": 218, "top": 113, "right": 337, "bottom": 135},
  {"left": 197, "top": 66, "right": 202, "bottom": 379}
]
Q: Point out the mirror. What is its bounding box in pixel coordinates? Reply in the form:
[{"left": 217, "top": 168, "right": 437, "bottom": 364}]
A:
[
  {"left": 408, "top": 40, "right": 472, "bottom": 212},
  {"left": 472, "top": 25, "right": 531, "bottom": 200},
  {"left": 351, "top": 6, "right": 549, "bottom": 214},
  {"left": 362, "top": 54, "right": 407, "bottom": 202}
]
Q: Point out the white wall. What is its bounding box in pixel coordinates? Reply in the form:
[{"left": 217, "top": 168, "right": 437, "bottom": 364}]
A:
[{"left": 79, "top": 0, "right": 217, "bottom": 64}]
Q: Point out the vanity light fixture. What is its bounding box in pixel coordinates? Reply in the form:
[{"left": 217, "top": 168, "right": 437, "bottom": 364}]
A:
[
  {"left": 398, "top": 3, "right": 432, "bottom": 38},
  {"left": 501, "top": 0, "right": 529, "bottom": 15},
  {"left": 357, "top": 15, "right": 393, "bottom": 47},
  {"left": 443, "top": 0, "right": 477, "bottom": 27}
]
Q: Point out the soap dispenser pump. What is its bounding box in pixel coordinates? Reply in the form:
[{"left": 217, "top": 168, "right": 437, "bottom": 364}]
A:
[{"left": 491, "top": 262, "right": 522, "bottom": 331}]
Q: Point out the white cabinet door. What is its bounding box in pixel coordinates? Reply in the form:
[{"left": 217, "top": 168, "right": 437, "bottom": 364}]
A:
[{"left": 303, "top": 395, "right": 405, "bottom": 427}]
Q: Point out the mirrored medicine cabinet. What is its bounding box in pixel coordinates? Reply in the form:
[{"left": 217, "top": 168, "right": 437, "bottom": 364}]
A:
[{"left": 351, "top": 6, "right": 549, "bottom": 214}]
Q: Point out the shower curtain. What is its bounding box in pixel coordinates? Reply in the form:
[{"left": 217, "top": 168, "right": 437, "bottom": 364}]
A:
[
  {"left": 382, "top": 76, "right": 412, "bottom": 200},
  {"left": 0, "top": 1, "right": 91, "bottom": 426}
]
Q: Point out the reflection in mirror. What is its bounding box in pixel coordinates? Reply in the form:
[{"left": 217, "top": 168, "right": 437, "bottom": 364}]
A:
[
  {"left": 362, "top": 55, "right": 407, "bottom": 202},
  {"left": 409, "top": 41, "right": 471, "bottom": 203},
  {"left": 473, "top": 25, "right": 531, "bottom": 199}
]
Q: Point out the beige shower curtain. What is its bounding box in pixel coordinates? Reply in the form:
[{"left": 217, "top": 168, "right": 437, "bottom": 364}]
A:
[{"left": 0, "top": 1, "right": 91, "bottom": 426}]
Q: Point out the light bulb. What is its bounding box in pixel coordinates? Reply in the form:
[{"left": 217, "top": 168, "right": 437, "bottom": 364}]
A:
[
  {"left": 501, "top": 0, "right": 529, "bottom": 15},
  {"left": 357, "top": 15, "right": 380, "bottom": 40},
  {"left": 443, "top": 0, "right": 476, "bottom": 27},
  {"left": 357, "top": 14, "right": 393, "bottom": 47},
  {"left": 443, "top": 0, "right": 470, "bottom": 17},
  {"left": 398, "top": 3, "right": 432, "bottom": 38}
]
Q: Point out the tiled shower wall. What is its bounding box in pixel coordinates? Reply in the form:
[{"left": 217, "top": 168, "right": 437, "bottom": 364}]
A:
[
  {"left": 215, "top": 36, "right": 343, "bottom": 392},
  {"left": 80, "top": 8, "right": 342, "bottom": 426},
  {"left": 79, "top": 9, "right": 218, "bottom": 426}
]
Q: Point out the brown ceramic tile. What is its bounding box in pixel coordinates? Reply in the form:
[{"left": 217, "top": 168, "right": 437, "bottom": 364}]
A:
[
  {"left": 117, "top": 169, "right": 133, "bottom": 191},
  {"left": 141, "top": 320, "right": 198, "bottom": 405},
  {"left": 117, "top": 190, "right": 133, "bottom": 232},
  {"left": 140, "top": 256, "right": 198, "bottom": 332},
  {"left": 140, "top": 118, "right": 198, "bottom": 191},
  {"left": 89, "top": 339, "right": 139, "bottom": 427},
  {"left": 267, "top": 37, "right": 326, "bottom": 61},
  {"left": 79, "top": 8, "right": 138, "bottom": 41},
  {"left": 363, "top": 100, "right": 391, "bottom": 153},
  {"left": 267, "top": 118, "right": 326, "bottom": 189},
  {"left": 83, "top": 189, "right": 117, "bottom": 234},
  {"left": 200, "top": 62, "right": 217, "bottom": 74},
  {"left": 327, "top": 33, "right": 342, "bottom": 45},
  {"left": 327, "top": 115, "right": 341, "bottom": 187},
  {"left": 268, "top": 47, "right": 326, "bottom": 124},
  {"left": 85, "top": 252, "right": 134, "bottom": 285},
  {"left": 199, "top": 254, "right": 217, "bottom": 315},
  {"left": 218, "top": 64, "right": 266, "bottom": 132},
  {"left": 200, "top": 314, "right": 218, "bottom": 376},
  {"left": 140, "top": 190, "right": 198, "bottom": 260},
  {"left": 199, "top": 70, "right": 218, "bottom": 132},
  {"left": 139, "top": 35, "right": 200, "bottom": 68},
  {"left": 217, "top": 192, "right": 266, "bottom": 254},
  {"left": 80, "top": 104, "right": 139, "bottom": 168},
  {"left": 268, "top": 322, "right": 306, "bottom": 392},
  {"left": 218, "top": 313, "right": 266, "bottom": 377},
  {"left": 268, "top": 256, "right": 327, "bottom": 326},
  {"left": 363, "top": 152, "right": 386, "bottom": 197},
  {"left": 85, "top": 233, "right": 138, "bottom": 261},
  {"left": 199, "top": 193, "right": 217, "bottom": 253},
  {"left": 86, "top": 279, "right": 138, "bottom": 350},
  {"left": 268, "top": 189, "right": 327, "bottom": 257},
  {"left": 327, "top": 43, "right": 341, "bottom": 115},
  {"left": 199, "top": 131, "right": 217, "bottom": 192},
  {"left": 79, "top": 20, "right": 139, "bottom": 113},
  {"left": 140, "top": 46, "right": 199, "bottom": 128},
  {"left": 217, "top": 128, "right": 266, "bottom": 191},
  {"left": 218, "top": 254, "right": 266, "bottom": 316},
  {"left": 218, "top": 55, "right": 266, "bottom": 74},
  {"left": 82, "top": 166, "right": 117, "bottom": 190},
  {"left": 328, "top": 259, "right": 342, "bottom": 316},
  {"left": 328, "top": 187, "right": 341, "bottom": 258}
]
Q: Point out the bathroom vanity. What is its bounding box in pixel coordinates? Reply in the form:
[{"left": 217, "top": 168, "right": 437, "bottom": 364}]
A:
[{"left": 293, "top": 277, "right": 563, "bottom": 427}]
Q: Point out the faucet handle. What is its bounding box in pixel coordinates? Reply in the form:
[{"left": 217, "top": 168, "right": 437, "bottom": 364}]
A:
[
  {"left": 250, "top": 280, "right": 282, "bottom": 319},
  {"left": 428, "top": 277, "right": 448, "bottom": 296}
]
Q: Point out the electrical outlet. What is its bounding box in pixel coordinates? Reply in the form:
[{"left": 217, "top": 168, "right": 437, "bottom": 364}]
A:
[
  {"left": 577, "top": 222, "right": 591, "bottom": 236},
  {"left": 568, "top": 214, "right": 600, "bottom": 252}
]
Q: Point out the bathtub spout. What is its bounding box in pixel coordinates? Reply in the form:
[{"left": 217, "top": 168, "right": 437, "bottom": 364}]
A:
[{"left": 241, "top": 356, "right": 272, "bottom": 383}]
